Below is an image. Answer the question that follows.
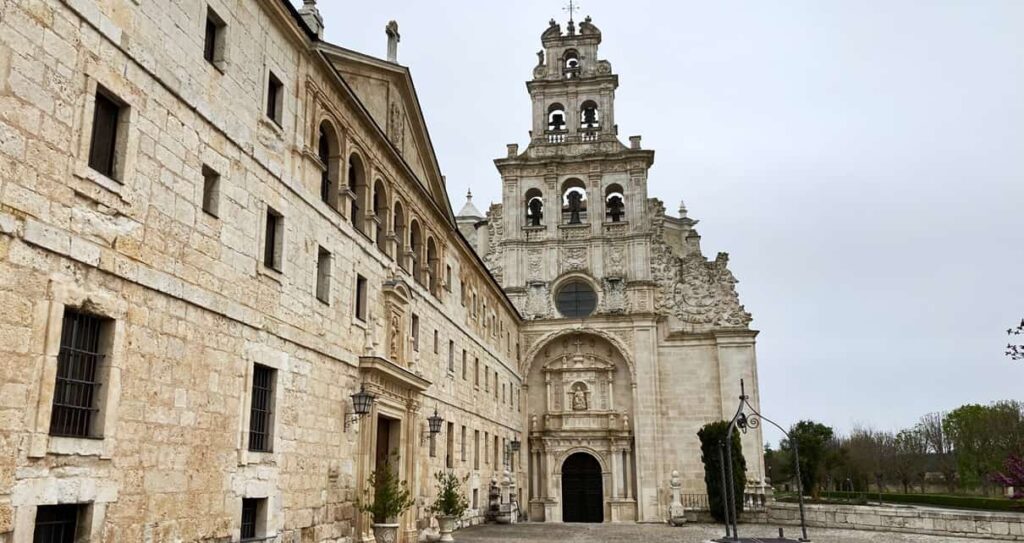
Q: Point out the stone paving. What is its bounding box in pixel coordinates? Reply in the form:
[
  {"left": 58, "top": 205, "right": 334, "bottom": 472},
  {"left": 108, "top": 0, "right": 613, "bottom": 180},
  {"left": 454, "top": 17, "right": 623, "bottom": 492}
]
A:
[{"left": 452, "top": 523, "right": 997, "bottom": 542}]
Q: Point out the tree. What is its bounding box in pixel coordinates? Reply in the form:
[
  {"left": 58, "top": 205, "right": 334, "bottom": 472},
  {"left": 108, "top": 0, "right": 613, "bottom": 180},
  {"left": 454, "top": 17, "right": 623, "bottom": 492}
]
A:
[
  {"left": 698, "top": 421, "right": 747, "bottom": 522},
  {"left": 944, "top": 402, "right": 1024, "bottom": 491},
  {"left": 917, "top": 412, "right": 958, "bottom": 491},
  {"left": 1007, "top": 318, "right": 1023, "bottom": 361},
  {"left": 782, "top": 420, "right": 834, "bottom": 498},
  {"left": 893, "top": 428, "right": 929, "bottom": 493},
  {"left": 991, "top": 455, "right": 1024, "bottom": 500}
]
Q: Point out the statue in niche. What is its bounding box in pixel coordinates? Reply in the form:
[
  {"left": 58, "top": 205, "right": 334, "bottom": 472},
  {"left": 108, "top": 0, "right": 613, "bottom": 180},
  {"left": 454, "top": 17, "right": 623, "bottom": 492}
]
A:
[
  {"left": 567, "top": 191, "right": 584, "bottom": 224},
  {"left": 607, "top": 195, "right": 624, "bottom": 222},
  {"left": 570, "top": 383, "right": 588, "bottom": 411},
  {"left": 528, "top": 198, "right": 544, "bottom": 226},
  {"left": 389, "top": 314, "right": 400, "bottom": 360}
]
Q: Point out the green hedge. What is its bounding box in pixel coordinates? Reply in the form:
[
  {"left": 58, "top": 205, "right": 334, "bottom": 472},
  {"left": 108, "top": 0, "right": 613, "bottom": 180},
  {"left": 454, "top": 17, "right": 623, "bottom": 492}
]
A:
[{"left": 816, "top": 491, "right": 1021, "bottom": 513}]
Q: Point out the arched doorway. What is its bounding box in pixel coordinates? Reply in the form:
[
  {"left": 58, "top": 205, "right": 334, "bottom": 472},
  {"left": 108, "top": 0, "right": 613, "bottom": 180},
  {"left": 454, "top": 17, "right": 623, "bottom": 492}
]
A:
[{"left": 561, "top": 452, "right": 603, "bottom": 523}]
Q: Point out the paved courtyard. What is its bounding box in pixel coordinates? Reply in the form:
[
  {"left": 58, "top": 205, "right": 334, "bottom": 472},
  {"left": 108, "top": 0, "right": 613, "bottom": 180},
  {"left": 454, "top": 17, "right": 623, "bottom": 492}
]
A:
[{"left": 453, "top": 523, "right": 996, "bottom": 542}]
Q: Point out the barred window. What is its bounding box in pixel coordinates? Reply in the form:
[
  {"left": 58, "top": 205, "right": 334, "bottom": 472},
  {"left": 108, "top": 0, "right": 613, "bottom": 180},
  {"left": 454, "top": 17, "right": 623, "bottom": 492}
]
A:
[
  {"left": 34, "top": 504, "right": 84, "bottom": 543},
  {"left": 241, "top": 498, "right": 266, "bottom": 541},
  {"left": 248, "top": 364, "right": 275, "bottom": 452},
  {"left": 50, "top": 309, "right": 107, "bottom": 438}
]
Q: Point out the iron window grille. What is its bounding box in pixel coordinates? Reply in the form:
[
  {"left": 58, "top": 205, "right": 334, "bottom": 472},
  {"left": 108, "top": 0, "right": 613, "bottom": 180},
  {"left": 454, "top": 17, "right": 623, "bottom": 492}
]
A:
[
  {"left": 240, "top": 498, "right": 260, "bottom": 541},
  {"left": 34, "top": 504, "right": 82, "bottom": 543},
  {"left": 50, "top": 310, "right": 105, "bottom": 438},
  {"left": 248, "top": 365, "right": 274, "bottom": 452},
  {"left": 556, "top": 281, "right": 598, "bottom": 318}
]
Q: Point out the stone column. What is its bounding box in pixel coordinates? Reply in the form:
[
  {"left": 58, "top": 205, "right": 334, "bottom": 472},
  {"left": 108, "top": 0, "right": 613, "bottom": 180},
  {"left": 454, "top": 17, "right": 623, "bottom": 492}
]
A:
[{"left": 611, "top": 446, "right": 622, "bottom": 498}]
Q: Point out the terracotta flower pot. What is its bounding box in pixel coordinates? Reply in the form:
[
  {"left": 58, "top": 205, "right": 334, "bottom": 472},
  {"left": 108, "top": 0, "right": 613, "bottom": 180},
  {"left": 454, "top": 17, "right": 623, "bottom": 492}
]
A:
[
  {"left": 372, "top": 523, "right": 400, "bottom": 543},
  {"left": 437, "top": 515, "right": 457, "bottom": 542}
]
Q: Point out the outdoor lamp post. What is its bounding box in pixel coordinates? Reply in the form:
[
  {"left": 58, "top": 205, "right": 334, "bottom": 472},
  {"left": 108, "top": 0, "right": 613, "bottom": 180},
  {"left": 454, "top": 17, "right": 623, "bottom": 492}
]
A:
[{"left": 344, "top": 385, "right": 376, "bottom": 431}]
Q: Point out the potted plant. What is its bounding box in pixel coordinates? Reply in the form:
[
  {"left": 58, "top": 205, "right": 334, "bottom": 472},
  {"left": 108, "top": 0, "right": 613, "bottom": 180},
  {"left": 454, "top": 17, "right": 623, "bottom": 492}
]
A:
[
  {"left": 430, "top": 471, "right": 469, "bottom": 542},
  {"left": 360, "top": 460, "right": 415, "bottom": 543}
]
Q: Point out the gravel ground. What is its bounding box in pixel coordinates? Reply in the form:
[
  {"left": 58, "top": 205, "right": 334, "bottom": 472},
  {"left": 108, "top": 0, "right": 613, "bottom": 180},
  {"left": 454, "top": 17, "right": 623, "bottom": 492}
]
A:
[{"left": 451, "top": 522, "right": 996, "bottom": 542}]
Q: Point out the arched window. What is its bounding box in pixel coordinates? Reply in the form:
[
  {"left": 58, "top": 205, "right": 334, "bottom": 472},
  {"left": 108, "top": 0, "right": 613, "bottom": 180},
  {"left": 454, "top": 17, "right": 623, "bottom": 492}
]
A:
[
  {"left": 410, "top": 220, "right": 423, "bottom": 285},
  {"left": 555, "top": 280, "right": 597, "bottom": 318},
  {"left": 426, "top": 237, "right": 439, "bottom": 295},
  {"left": 373, "top": 179, "right": 388, "bottom": 253},
  {"left": 393, "top": 202, "right": 407, "bottom": 270},
  {"left": 347, "top": 154, "right": 367, "bottom": 232},
  {"left": 563, "top": 49, "right": 580, "bottom": 78},
  {"left": 561, "top": 178, "right": 588, "bottom": 225},
  {"left": 547, "top": 103, "right": 567, "bottom": 132},
  {"left": 580, "top": 100, "right": 600, "bottom": 130},
  {"left": 525, "top": 188, "right": 544, "bottom": 227},
  {"left": 318, "top": 121, "right": 340, "bottom": 207},
  {"left": 605, "top": 184, "right": 625, "bottom": 223}
]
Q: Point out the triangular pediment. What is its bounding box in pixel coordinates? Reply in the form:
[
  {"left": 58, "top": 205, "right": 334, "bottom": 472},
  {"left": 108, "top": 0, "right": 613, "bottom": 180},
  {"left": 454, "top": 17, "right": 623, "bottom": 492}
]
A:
[{"left": 318, "top": 43, "right": 454, "bottom": 220}]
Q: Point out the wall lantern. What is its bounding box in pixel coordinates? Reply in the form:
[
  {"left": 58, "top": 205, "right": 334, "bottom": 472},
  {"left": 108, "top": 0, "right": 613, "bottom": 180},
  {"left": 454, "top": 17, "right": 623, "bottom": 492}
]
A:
[
  {"left": 344, "top": 385, "right": 376, "bottom": 432},
  {"left": 422, "top": 408, "right": 443, "bottom": 445}
]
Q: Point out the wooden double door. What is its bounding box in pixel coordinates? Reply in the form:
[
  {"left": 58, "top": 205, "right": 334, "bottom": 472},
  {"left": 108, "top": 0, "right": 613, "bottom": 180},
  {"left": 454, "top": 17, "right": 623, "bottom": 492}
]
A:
[{"left": 561, "top": 452, "right": 604, "bottom": 523}]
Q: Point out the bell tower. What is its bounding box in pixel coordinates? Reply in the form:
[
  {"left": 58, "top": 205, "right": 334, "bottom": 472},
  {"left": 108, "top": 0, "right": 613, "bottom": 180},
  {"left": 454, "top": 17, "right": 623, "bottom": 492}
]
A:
[{"left": 487, "top": 14, "right": 656, "bottom": 321}]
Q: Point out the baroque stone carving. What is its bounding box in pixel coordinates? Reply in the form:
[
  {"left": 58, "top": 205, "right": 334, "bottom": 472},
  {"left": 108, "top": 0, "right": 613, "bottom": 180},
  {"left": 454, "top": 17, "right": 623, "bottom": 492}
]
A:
[
  {"left": 524, "top": 282, "right": 551, "bottom": 319},
  {"left": 649, "top": 199, "right": 752, "bottom": 329},
  {"left": 527, "top": 249, "right": 543, "bottom": 281},
  {"left": 562, "top": 247, "right": 587, "bottom": 272},
  {"left": 483, "top": 204, "right": 505, "bottom": 282},
  {"left": 388, "top": 101, "right": 405, "bottom": 151},
  {"left": 601, "top": 278, "right": 627, "bottom": 314},
  {"left": 570, "top": 383, "right": 588, "bottom": 411},
  {"left": 605, "top": 245, "right": 625, "bottom": 276}
]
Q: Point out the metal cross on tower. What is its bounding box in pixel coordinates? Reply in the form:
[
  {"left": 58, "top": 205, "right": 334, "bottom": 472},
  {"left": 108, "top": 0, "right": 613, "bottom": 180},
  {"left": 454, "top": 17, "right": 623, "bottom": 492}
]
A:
[{"left": 563, "top": 0, "right": 580, "bottom": 23}]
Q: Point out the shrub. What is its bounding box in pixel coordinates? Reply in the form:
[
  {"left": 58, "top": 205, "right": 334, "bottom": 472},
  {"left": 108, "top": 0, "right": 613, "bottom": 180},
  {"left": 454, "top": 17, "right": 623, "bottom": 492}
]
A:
[
  {"left": 817, "top": 491, "right": 1022, "bottom": 512},
  {"left": 430, "top": 471, "right": 469, "bottom": 518},
  {"left": 698, "top": 421, "right": 747, "bottom": 522},
  {"left": 360, "top": 460, "right": 415, "bottom": 524}
]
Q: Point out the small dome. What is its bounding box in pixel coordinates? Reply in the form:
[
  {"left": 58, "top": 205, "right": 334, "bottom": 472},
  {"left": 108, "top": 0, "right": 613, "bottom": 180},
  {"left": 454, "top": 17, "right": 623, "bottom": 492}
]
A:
[{"left": 457, "top": 189, "right": 483, "bottom": 219}]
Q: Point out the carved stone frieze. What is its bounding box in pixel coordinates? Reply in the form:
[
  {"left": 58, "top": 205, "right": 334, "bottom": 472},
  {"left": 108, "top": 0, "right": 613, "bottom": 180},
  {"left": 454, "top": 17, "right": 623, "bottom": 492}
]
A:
[
  {"left": 649, "top": 199, "right": 752, "bottom": 330},
  {"left": 524, "top": 282, "right": 552, "bottom": 320},
  {"left": 600, "top": 278, "right": 627, "bottom": 315},
  {"left": 482, "top": 204, "right": 505, "bottom": 282},
  {"left": 605, "top": 244, "right": 625, "bottom": 276},
  {"left": 561, "top": 246, "right": 588, "bottom": 273},
  {"left": 527, "top": 249, "right": 544, "bottom": 281}
]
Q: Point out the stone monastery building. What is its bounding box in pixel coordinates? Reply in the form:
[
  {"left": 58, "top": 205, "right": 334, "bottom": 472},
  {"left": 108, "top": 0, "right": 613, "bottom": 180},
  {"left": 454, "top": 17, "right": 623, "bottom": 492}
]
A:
[{"left": 0, "top": 0, "right": 763, "bottom": 541}]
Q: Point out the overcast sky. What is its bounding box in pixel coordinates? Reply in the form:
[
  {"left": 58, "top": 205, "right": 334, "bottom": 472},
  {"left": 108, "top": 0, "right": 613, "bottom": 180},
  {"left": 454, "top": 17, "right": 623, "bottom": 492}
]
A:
[{"left": 299, "top": 1, "right": 1024, "bottom": 444}]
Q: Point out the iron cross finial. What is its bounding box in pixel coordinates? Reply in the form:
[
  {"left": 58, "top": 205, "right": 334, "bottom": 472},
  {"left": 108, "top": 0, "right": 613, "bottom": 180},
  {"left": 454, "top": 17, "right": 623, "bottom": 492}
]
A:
[{"left": 563, "top": 0, "right": 580, "bottom": 24}]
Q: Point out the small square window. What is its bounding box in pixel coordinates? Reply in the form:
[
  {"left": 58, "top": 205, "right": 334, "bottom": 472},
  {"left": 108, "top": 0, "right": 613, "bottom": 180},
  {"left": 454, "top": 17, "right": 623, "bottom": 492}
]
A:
[
  {"left": 316, "top": 247, "right": 331, "bottom": 304},
  {"left": 88, "top": 89, "right": 125, "bottom": 181},
  {"left": 34, "top": 504, "right": 87, "bottom": 543},
  {"left": 201, "top": 165, "right": 220, "bottom": 217},
  {"left": 355, "top": 275, "right": 368, "bottom": 322},
  {"left": 266, "top": 71, "right": 283, "bottom": 126},
  {"left": 263, "top": 207, "right": 283, "bottom": 271},
  {"left": 204, "top": 7, "right": 227, "bottom": 67},
  {"left": 240, "top": 497, "right": 267, "bottom": 541}
]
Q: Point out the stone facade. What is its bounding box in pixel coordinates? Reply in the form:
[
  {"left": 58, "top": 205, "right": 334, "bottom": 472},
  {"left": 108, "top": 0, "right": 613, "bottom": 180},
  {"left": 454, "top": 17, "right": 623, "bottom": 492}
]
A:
[
  {"left": 460, "top": 16, "right": 765, "bottom": 524},
  {"left": 0, "top": 1, "right": 764, "bottom": 541},
  {"left": 0, "top": 1, "right": 521, "bottom": 542}
]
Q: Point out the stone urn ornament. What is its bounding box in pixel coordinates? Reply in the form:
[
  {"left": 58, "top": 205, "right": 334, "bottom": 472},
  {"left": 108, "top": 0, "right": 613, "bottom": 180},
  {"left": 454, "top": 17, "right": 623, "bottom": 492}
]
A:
[
  {"left": 430, "top": 471, "right": 469, "bottom": 542},
  {"left": 360, "top": 459, "right": 414, "bottom": 543}
]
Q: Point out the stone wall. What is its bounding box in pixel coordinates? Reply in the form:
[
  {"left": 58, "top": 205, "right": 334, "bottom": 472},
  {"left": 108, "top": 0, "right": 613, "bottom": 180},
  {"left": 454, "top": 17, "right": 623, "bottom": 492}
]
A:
[
  {"left": 768, "top": 502, "right": 1024, "bottom": 541},
  {"left": 0, "top": 0, "right": 523, "bottom": 541}
]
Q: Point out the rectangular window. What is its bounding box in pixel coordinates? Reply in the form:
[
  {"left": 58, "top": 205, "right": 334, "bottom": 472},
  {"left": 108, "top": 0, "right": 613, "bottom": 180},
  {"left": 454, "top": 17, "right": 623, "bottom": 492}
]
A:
[
  {"left": 502, "top": 383, "right": 506, "bottom": 404},
  {"left": 485, "top": 368, "right": 489, "bottom": 392},
  {"left": 411, "top": 314, "right": 420, "bottom": 351},
  {"left": 248, "top": 364, "right": 275, "bottom": 452},
  {"left": 316, "top": 247, "right": 331, "bottom": 304},
  {"left": 494, "top": 435, "right": 499, "bottom": 468},
  {"left": 474, "top": 429, "right": 480, "bottom": 470},
  {"left": 472, "top": 488, "right": 479, "bottom": 510},
  {"left": 34, "top": 504, "right": 85, "bottom": 543},
  {"left": 201, "top": 165, "right": 220, "bottom": 217},
  {"left": 448, "top": 340, "right": 455, "bottom": 373},
  {"left": 88, "top": 89, "right": 123, "bottom": 180},
  {"left": 461, "top": 350, "right": 467, "bottom": 380},
  {"left": 494, "top": 371, "right": 499, "bottom": 399},
  {"left": 461, "top": 425, "right": 467, "bottom": 462},
  {"left": 446, "top": 422, "right": 455, "bottom": 469},
  {"left": 240, "top": 498, "right": 266, "bottom": 541},
  {"left": 445, "top": 265, "right": 452, "bottom": 292},
  {"left": 433, "top": 329, "right": 439, "bottom": 355},
  {"left": 474, "top": 358, "right": 480, "bottom": 387},
  {"left": 266, "top": 71, "right": 283, "bottom": 126},
  {"left": 204, "top": 7, "right": 226, "bottom": 67},
  {"left": 355, "top": 275, "right": 367, "bottom": 322},
  {"left": 484, "top": 431, "right": 489, "bottom": 465},
  {"left": 50, "top": 309, "right": 107, "bottom": 438},
  {"left": 263, "top": 207, "right": 282, "bottom": 271}
]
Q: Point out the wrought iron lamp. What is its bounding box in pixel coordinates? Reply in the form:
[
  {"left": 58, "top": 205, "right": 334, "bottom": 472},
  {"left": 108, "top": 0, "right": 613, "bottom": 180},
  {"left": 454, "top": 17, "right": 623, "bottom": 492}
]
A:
[
  {"left": 504, "top": 436, "right": 522, "bottom": 469},
  {"left": 421, "top": 408, "right": 443, "bottom": 444},
  {"left": 344, "top": 385, "right": 375, "bottom": 432}
]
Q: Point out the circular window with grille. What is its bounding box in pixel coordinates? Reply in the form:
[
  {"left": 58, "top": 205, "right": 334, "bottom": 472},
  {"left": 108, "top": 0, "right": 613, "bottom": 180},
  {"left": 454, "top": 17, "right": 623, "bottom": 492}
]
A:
[{"left": 555, "top": 280, "right": 598, "bottom": 318}]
